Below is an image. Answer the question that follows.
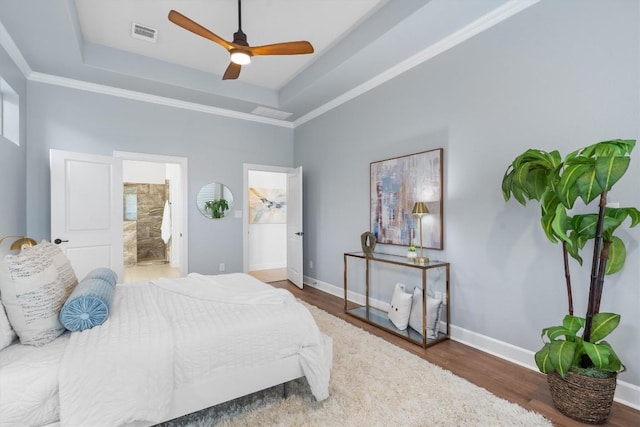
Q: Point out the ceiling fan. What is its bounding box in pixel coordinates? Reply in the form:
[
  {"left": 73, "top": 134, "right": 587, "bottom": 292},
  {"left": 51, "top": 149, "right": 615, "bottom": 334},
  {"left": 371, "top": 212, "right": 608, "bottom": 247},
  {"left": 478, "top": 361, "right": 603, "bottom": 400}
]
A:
[{"left": 168, "top": 0, "right": 314, "bottom": 80}]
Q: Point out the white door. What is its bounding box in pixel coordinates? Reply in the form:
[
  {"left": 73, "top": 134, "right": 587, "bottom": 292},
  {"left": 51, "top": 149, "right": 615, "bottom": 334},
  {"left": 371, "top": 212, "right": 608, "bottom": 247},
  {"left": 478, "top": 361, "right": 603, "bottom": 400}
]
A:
[
  {"left": 286, "top": 167, "right": 303, "bottom": 288},
  {"left": 50, "top": 150, "right": 123, "bottom": 281}
]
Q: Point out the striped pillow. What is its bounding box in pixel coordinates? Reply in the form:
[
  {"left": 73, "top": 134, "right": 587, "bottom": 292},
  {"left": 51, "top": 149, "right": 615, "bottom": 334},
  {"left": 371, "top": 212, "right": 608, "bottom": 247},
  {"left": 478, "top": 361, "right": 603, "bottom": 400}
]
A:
[{"left": 0, "top": 241, "right": 78, "bottom": 346}]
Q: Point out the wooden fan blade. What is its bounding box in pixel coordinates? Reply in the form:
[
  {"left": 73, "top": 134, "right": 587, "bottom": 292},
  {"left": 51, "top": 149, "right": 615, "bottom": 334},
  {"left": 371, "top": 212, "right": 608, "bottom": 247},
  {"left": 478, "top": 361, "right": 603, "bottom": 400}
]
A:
[
  {"left": 168, "top": 10, "right": 233, "bottom": 51},
  {"left": 223, "top": 62, "right": 242, "bottom": 80},
  {"left": 249, "top": 41, "right": 314, "bottom": 56}
]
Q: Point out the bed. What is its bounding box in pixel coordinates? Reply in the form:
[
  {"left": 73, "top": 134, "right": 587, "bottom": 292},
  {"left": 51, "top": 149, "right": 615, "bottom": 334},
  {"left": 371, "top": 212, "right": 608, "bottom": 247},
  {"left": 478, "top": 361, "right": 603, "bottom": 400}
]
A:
[{"left": 0, "top": 242, "right": 332, "bottom": 427}]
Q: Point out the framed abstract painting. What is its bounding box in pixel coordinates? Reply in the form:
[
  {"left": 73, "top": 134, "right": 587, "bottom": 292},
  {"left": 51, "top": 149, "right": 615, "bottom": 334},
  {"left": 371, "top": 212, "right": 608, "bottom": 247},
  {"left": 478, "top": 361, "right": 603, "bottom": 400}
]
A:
[{"left": 370, "top": 148, "right": 443, "bottom": 249}]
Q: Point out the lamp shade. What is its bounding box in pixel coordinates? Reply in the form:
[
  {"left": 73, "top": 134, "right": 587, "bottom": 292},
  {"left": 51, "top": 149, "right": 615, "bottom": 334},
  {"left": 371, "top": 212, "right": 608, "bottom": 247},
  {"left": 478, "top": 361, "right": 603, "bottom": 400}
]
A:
[
  {"left": 0, "top": 236, "right": 38, "bottom": 251},
  {"left": 10, "top": 237, "right": 37, "bottom": 251},
  {"left": 412, "top": 202, "right": 429, "bottom": 215}
]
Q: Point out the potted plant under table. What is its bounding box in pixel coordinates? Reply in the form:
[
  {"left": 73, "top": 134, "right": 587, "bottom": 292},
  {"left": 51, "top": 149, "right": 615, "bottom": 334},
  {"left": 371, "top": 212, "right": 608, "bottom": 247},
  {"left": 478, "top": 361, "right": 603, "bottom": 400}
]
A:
[{"left": 502, "top": 139, "right": 639, "bottom": 424}]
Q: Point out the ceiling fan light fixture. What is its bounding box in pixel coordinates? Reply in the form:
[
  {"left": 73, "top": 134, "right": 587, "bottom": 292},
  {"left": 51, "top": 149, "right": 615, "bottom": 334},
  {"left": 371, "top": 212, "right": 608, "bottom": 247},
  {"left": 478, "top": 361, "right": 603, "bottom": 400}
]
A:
[{"left": 230, "top": 50, "right": 251, "bottom": 65}]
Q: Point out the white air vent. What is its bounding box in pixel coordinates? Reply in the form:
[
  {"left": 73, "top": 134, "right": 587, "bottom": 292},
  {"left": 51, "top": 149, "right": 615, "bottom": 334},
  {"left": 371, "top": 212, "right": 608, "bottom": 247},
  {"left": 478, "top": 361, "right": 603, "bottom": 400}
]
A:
[
  {"left": 131, "top": 22, "right": 157, "bottom": 43},
  {"left": 251, "top": 106, "right": 293, "bottom": 120}
]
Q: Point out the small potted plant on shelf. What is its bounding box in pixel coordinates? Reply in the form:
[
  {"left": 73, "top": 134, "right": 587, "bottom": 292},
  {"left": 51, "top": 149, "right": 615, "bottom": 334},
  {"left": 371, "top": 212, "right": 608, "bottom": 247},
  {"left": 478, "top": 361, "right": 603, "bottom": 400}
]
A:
[
  {"left": 406, "top": 244, "right": 417, "bottom": 262},
  {"left": 502, "top": 139, "right": 639, "bottom": 424},
  {"left": 204, "top": 198, "right": 229, "bottom": 219}
]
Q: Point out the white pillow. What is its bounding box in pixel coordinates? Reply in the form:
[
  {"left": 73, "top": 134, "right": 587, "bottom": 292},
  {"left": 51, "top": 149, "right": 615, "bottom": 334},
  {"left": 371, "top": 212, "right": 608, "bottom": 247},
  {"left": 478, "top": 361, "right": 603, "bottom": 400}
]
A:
[
  {"left": 388, "top": 283, "right": 412, "bottom": 330},
  {"left": 0, "top": 259, "right": 18, "bottom": 350},
  {"left": 0, "top": 293, "right": 17, "bottom": 350},
  {"left": 0, "top": 241, "right": 78, "bottom": 346},
  {"left": 408, "top": 286, "right": 443, "bottom": 339}
]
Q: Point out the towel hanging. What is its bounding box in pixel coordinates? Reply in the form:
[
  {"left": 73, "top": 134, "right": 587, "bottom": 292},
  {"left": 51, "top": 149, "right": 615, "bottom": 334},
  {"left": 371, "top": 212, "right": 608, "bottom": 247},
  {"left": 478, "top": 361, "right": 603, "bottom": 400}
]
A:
[{"left": 161, "top": 200, "right": 171, "bottom": 244}]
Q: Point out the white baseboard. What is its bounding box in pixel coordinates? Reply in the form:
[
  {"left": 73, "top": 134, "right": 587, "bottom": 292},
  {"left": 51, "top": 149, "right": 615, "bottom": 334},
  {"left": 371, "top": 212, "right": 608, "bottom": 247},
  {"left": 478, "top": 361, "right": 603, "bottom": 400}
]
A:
[{"left": 303, "top": 275, "right": 640, "bottom": 411}]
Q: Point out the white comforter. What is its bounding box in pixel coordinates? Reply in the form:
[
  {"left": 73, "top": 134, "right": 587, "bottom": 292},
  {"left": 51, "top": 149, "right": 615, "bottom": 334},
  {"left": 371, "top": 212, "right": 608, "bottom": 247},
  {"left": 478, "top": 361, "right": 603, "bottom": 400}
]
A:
[
  {"left": 57, "top": 273, "right": 331, "bottom": 427},
  {"left": 59, "top": 283, "right": 174, "bottom": 427},
  {"left": 0, "top": 333, "right": 70, "bottom": 427}
]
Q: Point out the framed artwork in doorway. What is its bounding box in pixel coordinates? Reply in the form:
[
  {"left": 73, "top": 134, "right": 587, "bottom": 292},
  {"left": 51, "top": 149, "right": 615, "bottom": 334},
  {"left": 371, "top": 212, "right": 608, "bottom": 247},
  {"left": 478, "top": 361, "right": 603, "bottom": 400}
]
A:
[{"left": 249, "top": 187, "right": 287, "bottom": 224}]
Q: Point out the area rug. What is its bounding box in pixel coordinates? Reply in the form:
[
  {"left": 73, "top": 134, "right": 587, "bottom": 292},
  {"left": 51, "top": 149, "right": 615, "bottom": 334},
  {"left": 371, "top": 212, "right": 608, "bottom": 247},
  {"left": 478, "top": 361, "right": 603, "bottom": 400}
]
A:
[{"left": 157, "top": 303, "right": 551, "bottom": 427}]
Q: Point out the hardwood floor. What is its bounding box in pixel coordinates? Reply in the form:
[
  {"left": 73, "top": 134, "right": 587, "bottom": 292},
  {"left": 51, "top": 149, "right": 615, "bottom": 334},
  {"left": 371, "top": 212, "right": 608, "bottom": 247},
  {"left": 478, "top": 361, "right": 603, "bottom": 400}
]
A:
[
  {"left": 270, "top": 280, "right": 640, "bottom": 427},
  {"left": 248, "top": 268, "right": 287, "bottom": 283}
]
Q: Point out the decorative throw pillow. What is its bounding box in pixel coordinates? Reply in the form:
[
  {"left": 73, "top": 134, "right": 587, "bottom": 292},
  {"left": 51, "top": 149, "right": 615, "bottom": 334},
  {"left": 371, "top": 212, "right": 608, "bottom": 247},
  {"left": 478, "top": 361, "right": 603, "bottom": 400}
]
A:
[
  {"left": 387, "top": 283, "right": 412, "bottom": 330},
  {"left": 0, "top": 241, "right": 78, "bottom": 346},
  {"left": 408, "top": 286, "right": 443, "bottom": 339},
  {"left": 83, "top": 267, "right": 118, "bottom": 285},
  {"left": 60, "top": 268, "right": 117, "bottom": 332}
]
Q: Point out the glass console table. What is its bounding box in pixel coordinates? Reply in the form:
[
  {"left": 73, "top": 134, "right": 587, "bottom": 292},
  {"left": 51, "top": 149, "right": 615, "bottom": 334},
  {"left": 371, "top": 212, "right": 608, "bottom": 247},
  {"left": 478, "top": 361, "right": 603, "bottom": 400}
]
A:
[{"left": 343, "top": 251, "right": 450, "bottom": 348}]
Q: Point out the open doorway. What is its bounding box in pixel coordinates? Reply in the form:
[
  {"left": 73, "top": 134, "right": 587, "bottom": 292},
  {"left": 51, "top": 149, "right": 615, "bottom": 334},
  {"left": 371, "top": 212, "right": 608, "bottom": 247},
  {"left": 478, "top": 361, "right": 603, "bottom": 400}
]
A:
[
  {"left": 245, "top": 168, "right": 288, "bottom": 282},
  {"left": 243, "top": 163, "right": 304, "bottom": 287},
  {"left": 115, "top": 152, "right": 188, "bottom": 283}
]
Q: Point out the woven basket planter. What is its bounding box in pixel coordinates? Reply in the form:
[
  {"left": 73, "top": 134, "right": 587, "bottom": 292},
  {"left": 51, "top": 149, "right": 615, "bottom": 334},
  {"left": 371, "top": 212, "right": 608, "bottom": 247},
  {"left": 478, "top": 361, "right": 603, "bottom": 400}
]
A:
[{"left": 547, "top": 371, "right": 617, "bottom": 424}]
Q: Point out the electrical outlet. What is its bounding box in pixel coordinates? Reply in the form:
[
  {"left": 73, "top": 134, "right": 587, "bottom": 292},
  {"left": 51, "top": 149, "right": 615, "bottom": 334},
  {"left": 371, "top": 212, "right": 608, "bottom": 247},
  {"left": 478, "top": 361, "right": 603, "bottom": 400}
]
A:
[
  {"left": 435, "top": 291, "right": 442, "bottom": 300},
  {"left": 310, "top": 260, "right": 314, "bottom": 269},
  {"left": 442, "top": 292, "right": 448, "bottom": 304},
  {"left": 219, "top": 263, "right": 225, "bottom": 272}
]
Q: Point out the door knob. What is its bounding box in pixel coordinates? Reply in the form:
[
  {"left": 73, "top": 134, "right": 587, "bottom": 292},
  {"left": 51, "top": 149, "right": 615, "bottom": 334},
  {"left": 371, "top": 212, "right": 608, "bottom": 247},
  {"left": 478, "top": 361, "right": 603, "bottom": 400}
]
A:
[
  {"left": 295, "top": 232, "right": 304, "bottom": 236},
  {"left": 53, "top": 238, "right": 69, "bottom": 244}
]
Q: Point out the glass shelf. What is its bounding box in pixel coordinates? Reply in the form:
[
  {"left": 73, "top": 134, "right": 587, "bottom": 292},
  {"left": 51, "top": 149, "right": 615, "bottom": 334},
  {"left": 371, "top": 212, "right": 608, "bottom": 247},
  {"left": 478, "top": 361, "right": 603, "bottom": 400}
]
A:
[
  {"left": 344, "top": 251, "right": 448, "bottom": 269},
  {"left": 346, "top": 305, "right": 448, "bottom": 346},
  {"left": 344, "top": 252, "right": 450, "bottom": 348}
]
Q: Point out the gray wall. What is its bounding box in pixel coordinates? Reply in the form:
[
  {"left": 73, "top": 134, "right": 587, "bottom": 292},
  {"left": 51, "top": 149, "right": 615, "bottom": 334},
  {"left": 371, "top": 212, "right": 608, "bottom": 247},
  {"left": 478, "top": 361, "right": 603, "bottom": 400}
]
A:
[
  {"left": 0, "top": 44, "right": 27, "bottom": 240},
  {"left": 294, "top": 0, "right": 640, "bottom": 385},
  {"left": 25, "top": 82, "right": 294, "bottom": 274}
]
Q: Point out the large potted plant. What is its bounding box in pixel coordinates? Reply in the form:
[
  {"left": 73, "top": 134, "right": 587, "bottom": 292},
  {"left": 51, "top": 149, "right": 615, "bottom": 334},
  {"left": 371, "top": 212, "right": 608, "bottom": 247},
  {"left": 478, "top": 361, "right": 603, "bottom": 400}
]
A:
[{"left": 502, "top": 139, "right": 639, "bottom": 423}]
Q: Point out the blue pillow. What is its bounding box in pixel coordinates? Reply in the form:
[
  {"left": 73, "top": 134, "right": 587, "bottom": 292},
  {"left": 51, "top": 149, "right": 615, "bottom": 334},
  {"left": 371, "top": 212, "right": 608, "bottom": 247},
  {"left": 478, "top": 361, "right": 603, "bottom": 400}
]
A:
[
  {"left": 83, "top": 267, "right": 118, "bottom": 287},
  {"left": 59, "top": 269, "right": 117, "bottom": 332}
]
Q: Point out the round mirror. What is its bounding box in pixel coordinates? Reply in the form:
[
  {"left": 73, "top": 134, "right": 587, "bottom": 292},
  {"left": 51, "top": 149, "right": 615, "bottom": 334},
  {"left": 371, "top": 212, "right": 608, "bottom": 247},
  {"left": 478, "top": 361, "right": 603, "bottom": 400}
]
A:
[{"left": 196, "top": 182, "right": 234, "bottom": 219}]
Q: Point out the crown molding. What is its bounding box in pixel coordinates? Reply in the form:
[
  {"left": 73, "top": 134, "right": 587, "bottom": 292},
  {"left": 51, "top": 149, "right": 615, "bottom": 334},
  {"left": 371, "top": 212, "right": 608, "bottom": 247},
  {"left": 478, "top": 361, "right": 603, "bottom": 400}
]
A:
[
  {"left": 293, "top": 0, "right": 540, "bottom": 127},
  {"left": 1, "top": 0, "right": 538, "bottom": 130},
  {"left": 28, "top": 72, "right": 293, "bottom": 128},
  {"left": 0, "top": 19, "right": 32, "bottom": 77},
  {"left": 0, "top": 19, "right": 291, "bottom": 128}
]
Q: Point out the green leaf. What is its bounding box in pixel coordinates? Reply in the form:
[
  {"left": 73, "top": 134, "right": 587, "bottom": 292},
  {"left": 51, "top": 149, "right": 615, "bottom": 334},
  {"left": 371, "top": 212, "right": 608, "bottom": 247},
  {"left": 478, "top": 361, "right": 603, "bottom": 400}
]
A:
[
  {"left": 502, "top": 169, "right": 515, "bottom": 201},
  {"left": 583, "top": 341, "right": 611, "bottom": 370},
  {"left": 571, "top": 214, "right": 620, "bottom": 241},
  {"left": 540, "top": 190, "right": 560, "bottom": 215},
  {"left": 565, "top": 232, "right": 583, "bottom": 264},
  {"left": 540, "top": 213, "right": 559, "bottom": 243},
  {"left": 549, "top": 340, "right": 577, "bottom": 377},
  {"left": 557, "top": 161, "right": 589, "bottom": 208},
  {"left": 543, "top": 325, "right": 575, "bottom": 341},
  {"left": 535, "top": 343, "right": 553, "bottom": 373},
  {"left": 596, "top": 341, "right": 623, "bottom": 372},
  {"left": 589, "top": 313, "right": 621, "bottom": 342},
  {"left": 580, "top": 139, "right": 635, "bottom": 157},
  {"left": 526, "top": 168, "right": 549, "bottom": 200},
  {"left": 595, "top": 156, "right": 630, "bottom": 192},
  {"left": 562, "top": 315, "right": 585, "bottom": 335},
  {"left": 608, "top": 207, "right": 640, "bottom": 228},
  {"left": 605, "top": 236, "right": 626, "bottom": 275},
  {"left": 550, "top": 204, "right": 571, "bottom": 245},
  {"left": 576, "top": 167, "right": 604, "bottom": 205}
]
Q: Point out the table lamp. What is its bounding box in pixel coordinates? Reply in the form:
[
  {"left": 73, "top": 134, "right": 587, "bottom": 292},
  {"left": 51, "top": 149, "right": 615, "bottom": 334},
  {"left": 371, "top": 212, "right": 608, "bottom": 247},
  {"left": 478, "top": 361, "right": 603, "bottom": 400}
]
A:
[
  {"left": 0, "top": 236, "right": 37, "bottom": 251},
  {"left": 411, "top": 202, "right": 429, "bottom": 264}
]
